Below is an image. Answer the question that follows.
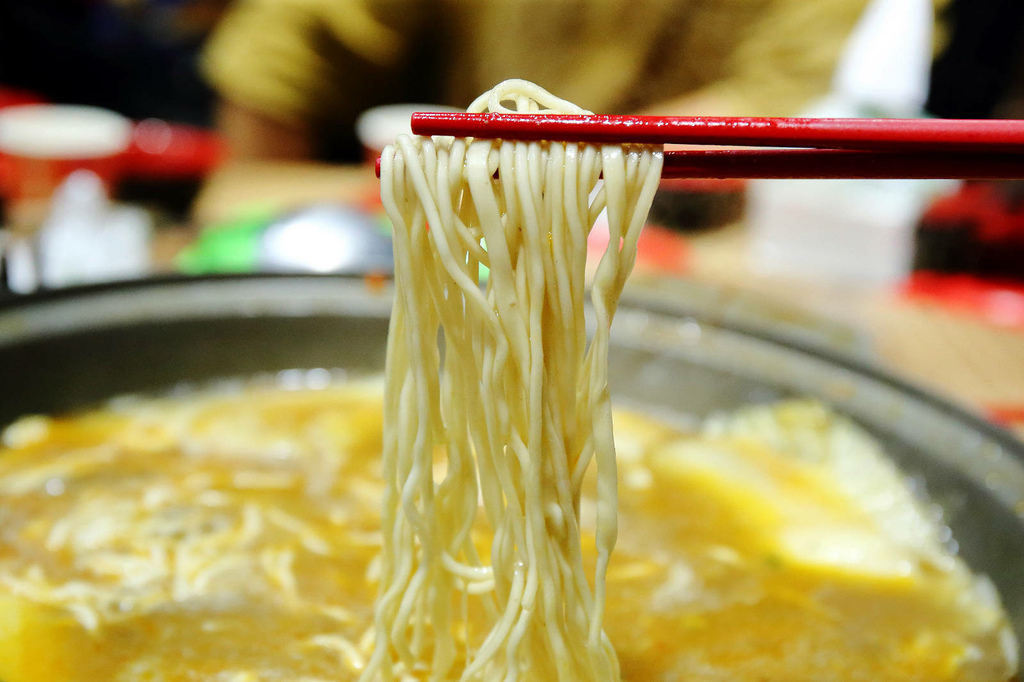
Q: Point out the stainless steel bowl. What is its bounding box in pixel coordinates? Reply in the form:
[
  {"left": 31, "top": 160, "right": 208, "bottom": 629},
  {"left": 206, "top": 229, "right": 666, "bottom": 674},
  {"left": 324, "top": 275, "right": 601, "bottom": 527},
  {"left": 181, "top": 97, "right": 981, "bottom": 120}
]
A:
[{"left": 1, "top": 275, "right": 1021, "bottom": 649}]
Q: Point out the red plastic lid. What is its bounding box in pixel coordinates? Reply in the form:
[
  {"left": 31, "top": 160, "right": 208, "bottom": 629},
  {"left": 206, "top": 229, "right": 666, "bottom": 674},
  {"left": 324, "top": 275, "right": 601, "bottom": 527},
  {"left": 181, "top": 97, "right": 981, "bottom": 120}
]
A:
[
  {"left": 902, "top": 272, "right": 1024, "bottom": 330},
  {"left": 0, "top": 86, "right": 46, "bottom": 110},
  {"left": 125, "top": 119, "right": 226, "bottom": 180},
  {"left": 0, "top": 86, "right": 48, "bottom": 194}
]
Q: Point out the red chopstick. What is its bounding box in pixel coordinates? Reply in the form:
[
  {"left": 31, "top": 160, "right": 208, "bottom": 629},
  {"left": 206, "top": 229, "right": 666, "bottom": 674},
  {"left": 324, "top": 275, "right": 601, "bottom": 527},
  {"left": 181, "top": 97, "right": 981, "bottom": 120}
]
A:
[
  {"left": 374, "top": 149, "right": 1024, "bottom": 180},
  {"left": 371, "top": 113, "right": 1024, "bottom": 180},
  {"left": 660, "top": 149, "right": 1024, "bottom": 179},
  {"left": 411, "top": 113, "right": 1024, "bottom": 153}
]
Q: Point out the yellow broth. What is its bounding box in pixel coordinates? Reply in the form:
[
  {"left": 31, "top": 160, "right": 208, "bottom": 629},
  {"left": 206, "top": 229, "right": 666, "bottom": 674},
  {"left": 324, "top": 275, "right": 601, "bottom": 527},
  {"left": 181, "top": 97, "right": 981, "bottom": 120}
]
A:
[{"left": 0, "top": 382, "right": 1015, "bottom": 681}]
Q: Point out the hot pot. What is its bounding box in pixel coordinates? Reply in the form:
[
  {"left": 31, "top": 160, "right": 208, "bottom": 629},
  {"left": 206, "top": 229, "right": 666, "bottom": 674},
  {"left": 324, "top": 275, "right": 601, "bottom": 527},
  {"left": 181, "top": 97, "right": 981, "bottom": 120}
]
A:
[{"left": 0, "top": 274, "right": 1021, "bottom": 650}]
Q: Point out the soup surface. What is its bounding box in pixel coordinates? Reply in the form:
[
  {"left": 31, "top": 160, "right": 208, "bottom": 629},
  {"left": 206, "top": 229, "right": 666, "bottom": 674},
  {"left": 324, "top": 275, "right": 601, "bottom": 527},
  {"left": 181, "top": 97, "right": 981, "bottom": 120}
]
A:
[{"left": 0, "top": 378, "right": 1016, "bottom": 681}]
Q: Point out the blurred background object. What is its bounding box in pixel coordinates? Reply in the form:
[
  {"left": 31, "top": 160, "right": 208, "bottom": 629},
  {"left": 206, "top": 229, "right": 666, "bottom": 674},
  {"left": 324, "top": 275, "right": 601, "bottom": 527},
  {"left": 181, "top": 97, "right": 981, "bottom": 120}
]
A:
[
  {"left": 914, "top": 181, "right": 1024, "bottom": 279},
  {"left": 927, "top": 0, "right": 1024, "bottom": 119},
  {"left": 0, "top": 104, "right": 132, "bottom": 230},
  {"left": 176, "top": 202, "right": 392, "bottom": 277},
  {"left": 36, "top": 169, "right": 152, "bottom": 290},
  {"left": 202, "top": 0, "right": 890, "bottom": 162},
  {"left": 0, "top": 0, "right": 227, "bottom": 295},
  {"left": 0, "top": 0, "right": 1023, "bottom": 433},
  {"left": 0, "top": 0, "right": 223, "bottom": 126},
  {"left": 355, "top": 103, "right": 461, "bottom": 163},
  {"left": 748, "top": 0, "right": 956, "bottom": 286}
]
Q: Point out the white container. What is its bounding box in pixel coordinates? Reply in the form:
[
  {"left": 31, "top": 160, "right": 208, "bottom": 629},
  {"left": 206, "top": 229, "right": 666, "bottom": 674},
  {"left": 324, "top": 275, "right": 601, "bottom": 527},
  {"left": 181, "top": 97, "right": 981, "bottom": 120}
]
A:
[
  {"left": 355, "top": 103, "right": 461, "bottom": 160},
  {"left": 37, "top": 170, "right": 152, "bottom": 288},
  {"left": 748, "top": 179, "right": 948, "bottom": 285},
  {"left": 0, "top": 105, "right": 131, "bottom": 160},
  {"left": 746, "top": 0, "right": 951, "bottom": 287}
]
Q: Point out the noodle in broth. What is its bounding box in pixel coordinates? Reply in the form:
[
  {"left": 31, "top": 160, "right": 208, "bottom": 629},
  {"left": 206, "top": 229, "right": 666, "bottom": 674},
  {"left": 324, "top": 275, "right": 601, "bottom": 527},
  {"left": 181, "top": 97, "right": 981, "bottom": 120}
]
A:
[
  {"left": 0, "top": 81, "right": 1015, "bottom": 682},
  {"left": 367, "top": 80, "right": 662, "bottom": 681}
]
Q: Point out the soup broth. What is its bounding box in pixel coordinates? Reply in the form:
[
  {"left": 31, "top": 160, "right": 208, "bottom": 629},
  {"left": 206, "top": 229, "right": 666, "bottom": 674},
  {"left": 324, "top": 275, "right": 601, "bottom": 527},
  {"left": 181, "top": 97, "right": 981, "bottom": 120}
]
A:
[{"left": 0, "top": 379, "right": 1015, "bottom": 681}]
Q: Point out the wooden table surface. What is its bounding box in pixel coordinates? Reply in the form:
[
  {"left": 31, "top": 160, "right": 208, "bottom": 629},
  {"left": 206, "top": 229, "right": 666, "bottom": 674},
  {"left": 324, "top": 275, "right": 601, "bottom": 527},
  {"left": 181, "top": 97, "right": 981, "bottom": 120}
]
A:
[
  {"left": 688, "top": 224, "right": 1024, "bottom": 408},
  {"left": 191, "top": 161, "right": 1024, "bottom": 434}
]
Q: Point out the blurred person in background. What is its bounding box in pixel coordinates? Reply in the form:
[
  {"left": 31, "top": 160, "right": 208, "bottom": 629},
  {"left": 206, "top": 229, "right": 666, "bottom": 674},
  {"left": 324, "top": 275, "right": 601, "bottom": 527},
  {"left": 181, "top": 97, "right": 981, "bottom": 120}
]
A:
[{"left": 204, "top": 0, "right": 933, "bottom": 162}]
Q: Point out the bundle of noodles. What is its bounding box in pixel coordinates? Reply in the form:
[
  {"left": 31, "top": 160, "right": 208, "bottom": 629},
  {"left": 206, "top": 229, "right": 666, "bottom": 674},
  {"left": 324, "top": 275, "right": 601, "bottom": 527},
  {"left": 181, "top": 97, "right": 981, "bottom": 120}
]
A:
[{"left": 364, "top": 80, "right": 663, "bottom": 681}]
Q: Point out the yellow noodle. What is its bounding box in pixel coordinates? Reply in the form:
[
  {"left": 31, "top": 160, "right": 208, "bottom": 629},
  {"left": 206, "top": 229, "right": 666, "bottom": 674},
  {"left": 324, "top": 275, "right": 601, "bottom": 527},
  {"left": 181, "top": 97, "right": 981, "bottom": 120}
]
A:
[{"left": 364, "top": 80, "right": 663, "bottom": 682}]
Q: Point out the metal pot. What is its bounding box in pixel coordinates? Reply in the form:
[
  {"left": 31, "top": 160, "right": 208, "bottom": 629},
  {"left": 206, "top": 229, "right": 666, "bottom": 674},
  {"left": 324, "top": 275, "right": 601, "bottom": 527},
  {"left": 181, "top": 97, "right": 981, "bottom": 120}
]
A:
[{"left": 1, "top": 274, "right": 1021, "bottom": 649}]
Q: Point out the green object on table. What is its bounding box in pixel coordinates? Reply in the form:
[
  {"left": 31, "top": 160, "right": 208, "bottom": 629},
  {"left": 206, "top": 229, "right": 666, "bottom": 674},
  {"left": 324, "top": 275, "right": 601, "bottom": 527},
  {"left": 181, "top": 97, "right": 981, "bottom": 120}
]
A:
[
  {"left": 177, "top": 207, "right": 489, "bottom": 280},
  {"left": 176, "top": 212, "right": 274, "bottom": 274}
]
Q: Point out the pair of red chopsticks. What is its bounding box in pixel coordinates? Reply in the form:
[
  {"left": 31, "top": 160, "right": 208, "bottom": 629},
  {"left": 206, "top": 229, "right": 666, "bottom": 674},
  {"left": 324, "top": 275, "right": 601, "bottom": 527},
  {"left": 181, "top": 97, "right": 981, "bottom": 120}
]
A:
[{"left": 376, "top": 113, "right": 1024, "bottom": 180}]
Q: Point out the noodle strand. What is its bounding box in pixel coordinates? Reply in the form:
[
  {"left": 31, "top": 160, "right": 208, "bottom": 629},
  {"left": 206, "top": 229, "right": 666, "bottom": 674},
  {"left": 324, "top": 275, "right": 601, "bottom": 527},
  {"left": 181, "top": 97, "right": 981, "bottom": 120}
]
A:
[{"left": 364, "top": 80, "right": 663, "bottom": 682}]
